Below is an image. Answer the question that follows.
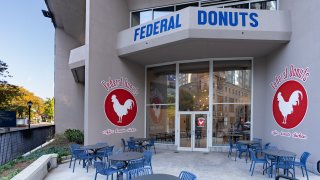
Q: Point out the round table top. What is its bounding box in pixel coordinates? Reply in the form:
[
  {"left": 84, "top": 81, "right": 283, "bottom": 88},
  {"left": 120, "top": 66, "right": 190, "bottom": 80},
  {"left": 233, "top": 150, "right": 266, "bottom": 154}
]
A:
[
  {"left": 237, "top": 140, "right": 259, "bottom": 145},
  {"left": 80, "top": 144, "right": 108, "bottom": 151},
  {"left": 109, "top": 152, "right": 143, "bottom": 161},
  {"left": 132, "top": 174, "right": 179, "bottom": 180},
  {"left": 263, "top": 149, "right": 296, "bottom": 157}
]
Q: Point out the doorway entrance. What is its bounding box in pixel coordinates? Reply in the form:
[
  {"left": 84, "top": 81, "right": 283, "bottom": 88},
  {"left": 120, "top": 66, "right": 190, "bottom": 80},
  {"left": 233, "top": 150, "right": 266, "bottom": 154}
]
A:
[{"left": 178, "top": 112, "right": 209, "bottom": 151}]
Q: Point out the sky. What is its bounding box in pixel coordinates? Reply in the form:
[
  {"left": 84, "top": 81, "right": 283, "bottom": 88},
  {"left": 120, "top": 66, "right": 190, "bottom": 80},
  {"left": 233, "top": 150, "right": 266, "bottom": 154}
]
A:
[{"left": 0, "top": 0, "right": 54, "bottom": 99}]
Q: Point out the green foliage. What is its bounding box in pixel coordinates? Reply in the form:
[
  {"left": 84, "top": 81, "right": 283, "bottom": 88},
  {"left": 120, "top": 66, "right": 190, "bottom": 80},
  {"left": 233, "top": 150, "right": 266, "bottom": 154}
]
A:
[
  {"left": 64, "top": 129, "right": 84, "bottom": 144},
  {"left": 0, "top": 141, "right": 70, "bottom": 179},
  {"left": 44, "top": 98, "right": 54, "bottom": 121},
  {"left": 0, "top": 84, "right": 20, "bottom": 111},
  {"left": 0, "top": 59, "right": 12, "bottom": 84}
]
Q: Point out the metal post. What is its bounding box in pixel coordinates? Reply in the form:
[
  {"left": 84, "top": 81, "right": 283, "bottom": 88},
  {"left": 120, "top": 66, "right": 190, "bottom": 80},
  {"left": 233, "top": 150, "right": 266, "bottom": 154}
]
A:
[{"left": 28, "top": 106, "right": 31, "bottom": 129}]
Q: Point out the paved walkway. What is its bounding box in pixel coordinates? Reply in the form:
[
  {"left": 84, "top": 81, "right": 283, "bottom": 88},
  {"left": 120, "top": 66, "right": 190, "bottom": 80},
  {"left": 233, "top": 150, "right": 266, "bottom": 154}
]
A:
[{"left": 45, "top": 149, "right": 319, "bottom": 180}]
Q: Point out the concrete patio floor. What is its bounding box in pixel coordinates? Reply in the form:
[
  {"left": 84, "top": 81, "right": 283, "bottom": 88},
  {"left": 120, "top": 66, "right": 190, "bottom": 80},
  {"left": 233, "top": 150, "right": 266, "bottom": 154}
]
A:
[{"left": 45, "top": 149, "right": 319, "bottom": 180}]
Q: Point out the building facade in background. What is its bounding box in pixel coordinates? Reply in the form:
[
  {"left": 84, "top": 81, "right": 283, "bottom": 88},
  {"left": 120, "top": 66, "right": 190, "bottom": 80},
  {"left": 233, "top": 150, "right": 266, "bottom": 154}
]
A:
[{"left": 44, "top": 0, "right": 320, "bottom": 174}]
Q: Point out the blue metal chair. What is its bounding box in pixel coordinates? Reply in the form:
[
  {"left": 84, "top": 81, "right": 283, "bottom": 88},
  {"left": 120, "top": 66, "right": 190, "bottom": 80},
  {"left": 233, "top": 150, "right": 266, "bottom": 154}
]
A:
[
  {"left": 72, "top": 149, "right": 93, "bottom": 173},
  {"left": 248, "top": 148, "right": 269, "bottom": 176},
  {"left": 251, "top": 138, "right": 262, "bottom": 151},
  {"left": 146, "top": 138, "right": 156, "bottom": 154},
  {"left": 122, "top": 158, "right": 145, "bottom": 180},
  {"left": 127, "top": 140, "right": 139, "bottom": 152},
  {"left": 294, "top": 152, "right": 311, "bottom": 180},
  {"left": 94, "top": 160, "right": 119, "bottom": 180},
  {"left": 121, "top": 138, "right": 128, "bottom": 152},
  {"left": 274, "top": 156, "right": 296, "bottom": 178},
  {"left": 179, "top": 171, "right": 197, "bottom": 180},
  {"left": 129, "top": 167, "right": 153, "bottom": 179},
  {"left": 228, "top": 138, "right": 237, "bottom": 158},
  {"left": 69, "top": 144, "right": 82, "bottom": 168},
  {"left": 95, "top": 146, "right": 114, "bottom": 162},
  {"left": 235, "top": 142, "right": 248, "bottom": 162},
  {"left": 143, "top": 150, "right": 153, "bottom": 173}
]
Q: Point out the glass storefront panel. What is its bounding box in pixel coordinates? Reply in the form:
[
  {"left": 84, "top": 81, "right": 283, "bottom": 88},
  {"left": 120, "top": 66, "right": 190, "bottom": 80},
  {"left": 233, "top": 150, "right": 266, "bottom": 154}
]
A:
[
  {"left": 251, "top": 0, "right": 277, "bottom": 10},
  {"left": 146, "top": 64, "right": 176, "bottom": 144},
  {"left": 179, "top": 62, "right": 209, "bottom": 111},
  {"left": 180, "top": 114, "right": 192, "bottom": 147},
  {"left": 147, "top": 105, "right": 175, "bottom": 144},
  {"left": 212, "top": 60, "right": 252, "bottom": 145}
]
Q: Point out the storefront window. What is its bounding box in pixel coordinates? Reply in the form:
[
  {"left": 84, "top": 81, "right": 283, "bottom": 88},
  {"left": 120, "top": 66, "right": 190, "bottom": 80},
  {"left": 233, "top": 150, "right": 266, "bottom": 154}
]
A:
[
  {"left": 131, "top": 10, "right": 153, "bottom": 27},
  {"left": 153, "top": 6, "right": 174, "bottom": 19},
  {"left": 251, "top": 0, "right": 277, "bottom": 10},
  {"left": 146, "top": 64, "right": 176, "bottom": 144},
  {"left": 179, "top": 62, "right": 209, "bottom": 111},
  {"left": 212, "top": 60, "right": 252, "bottom": 145}
]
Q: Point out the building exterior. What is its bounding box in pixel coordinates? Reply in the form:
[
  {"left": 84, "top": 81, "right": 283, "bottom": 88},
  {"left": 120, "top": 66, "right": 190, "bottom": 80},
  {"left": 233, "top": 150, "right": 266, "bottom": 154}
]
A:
[{"left": 44, "top": 0, "right": 320, "bottom": 174}]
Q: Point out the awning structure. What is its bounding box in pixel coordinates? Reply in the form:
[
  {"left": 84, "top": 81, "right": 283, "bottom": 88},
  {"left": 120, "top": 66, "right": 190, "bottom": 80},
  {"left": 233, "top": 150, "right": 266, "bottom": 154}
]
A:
[{"left": 117, "top": 7, "right": 291, "bottom": 65}]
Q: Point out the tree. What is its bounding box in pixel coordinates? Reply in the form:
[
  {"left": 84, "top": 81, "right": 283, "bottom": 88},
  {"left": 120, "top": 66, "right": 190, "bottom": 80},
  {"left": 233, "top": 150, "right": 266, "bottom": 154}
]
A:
[
  {"left": 0, "top": 60, "right": 20, "bottom": 110},
  {"left": 44, "top": 98, "right": 54, "bottom": 121},
  {"left": 0, "top": 60, "right": 12, "bottom": 84}
]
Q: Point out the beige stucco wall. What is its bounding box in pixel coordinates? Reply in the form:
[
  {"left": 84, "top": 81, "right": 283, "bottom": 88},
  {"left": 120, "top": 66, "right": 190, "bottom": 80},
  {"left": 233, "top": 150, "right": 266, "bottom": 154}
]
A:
[
  {"left": 85, "top": 0, "right": 145, "bottom": 147},
  {"left": 54, "top": 28, "right": 85, "bottom": 133}
]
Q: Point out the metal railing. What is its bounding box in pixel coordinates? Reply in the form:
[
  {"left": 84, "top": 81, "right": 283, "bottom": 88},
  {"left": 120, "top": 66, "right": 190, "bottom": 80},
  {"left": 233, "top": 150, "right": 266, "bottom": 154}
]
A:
[{"left": 0, "top": 125, "right": 55, "bottom": 165}]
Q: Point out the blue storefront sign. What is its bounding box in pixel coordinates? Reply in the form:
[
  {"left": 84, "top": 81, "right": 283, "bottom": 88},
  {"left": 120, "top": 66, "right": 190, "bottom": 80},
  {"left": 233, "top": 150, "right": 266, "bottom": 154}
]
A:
[{"left": 133, "top": 9, "right": 260, "bottom": 42}]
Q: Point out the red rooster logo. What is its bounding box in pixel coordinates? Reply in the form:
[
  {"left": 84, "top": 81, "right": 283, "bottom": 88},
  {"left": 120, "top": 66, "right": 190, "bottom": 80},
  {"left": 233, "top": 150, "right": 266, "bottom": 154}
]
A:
[
  {"left": 111, "top": 95, "right": 135, "bottom": 123},
  {"left": 277, "top": 90, "right": 303, "bottom": 124}
]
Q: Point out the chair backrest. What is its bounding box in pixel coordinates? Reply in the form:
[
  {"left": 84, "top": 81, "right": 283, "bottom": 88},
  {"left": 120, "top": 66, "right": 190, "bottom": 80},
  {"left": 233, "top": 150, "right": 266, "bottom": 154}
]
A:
[
  {"left": 129, "top": 136, "right": 135, "bottom": 140},
  {"left": 179, "top": 171, "right": 197, "bottom": 180},
  {"left": 279, "top": 156, "right": 295, "bottom": 168},
  {"left": 102, "top": 145, "right": 114, "bottom": 157},
  {"left": 300, "top": 152, "right": 311, "bottom": 165},
  {"left": 248, "top": 148, "right": 257, "bottom": 161},
  {"left": 128, "top": 158, "right": 144, "bottom": 170},
  {"left": 129, "top": 167, "right": 153, "bottom": 178},
  {"left": 70, "top": 144, "right": 81, "bottom": 152},
  {"left": 148, "top": 138, "right": 155, "bottom": 146},
  {"left": 264, "top": 142, "right": 271, "bottom": 149},
  {"left": 236, "top": 142, "right": 246, "bottom": 150},
  {"left": 127, "top": 140, "right": 136, "bottom": 149},
  {"left": 143, "top": 150, "right": 152, "bottom": 165}
]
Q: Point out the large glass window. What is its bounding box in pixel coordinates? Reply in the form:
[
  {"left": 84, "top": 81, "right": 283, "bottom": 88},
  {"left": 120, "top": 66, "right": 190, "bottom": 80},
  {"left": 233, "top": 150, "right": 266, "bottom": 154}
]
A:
[
  {"left": 251, "top": 0, "right": 277, "bottom": 10},
  {"left": 131, "top": 10, "right": 153, "bottom": 27},
  {"left": 146, "top": 65, "right": 176, "bottom": 144},
  {"left": 212, "top": 60, "right": 252, "bottom": 145},
  {"left": 153, "top": 6, "right": 174, "bottom": 19},
  {"left": 179, "top": 62, "right": 209, "bottom": 111}
]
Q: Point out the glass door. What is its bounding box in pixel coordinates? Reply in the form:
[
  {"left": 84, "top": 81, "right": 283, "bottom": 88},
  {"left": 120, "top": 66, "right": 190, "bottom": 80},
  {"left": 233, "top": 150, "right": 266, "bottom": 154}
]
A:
[{"left": 178, "top": 112, "right": 209, "bottom": 151}]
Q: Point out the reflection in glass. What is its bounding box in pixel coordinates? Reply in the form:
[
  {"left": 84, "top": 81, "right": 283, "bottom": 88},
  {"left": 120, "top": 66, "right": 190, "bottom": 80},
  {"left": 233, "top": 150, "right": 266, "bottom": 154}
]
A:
[
  {"left": 179, "top": 62, "right": 209, "bottom": 111},
  {"left": 147, "top": 105, "right": 175, "bottom": 144},
  {"left": 146, "top": 65, "right": 176, "bottom": 144},
  {"left": 212, "top": 61, "right": 252, "bottom": 145},
  {"left": 195, "top": 114, "right": 207, "bottom": 148},
  {"left": 251, "top": 1, "right": 277, "bottom": 10},
  {"left": 180, "top": 114, "right": 191, "bottom": 147}
]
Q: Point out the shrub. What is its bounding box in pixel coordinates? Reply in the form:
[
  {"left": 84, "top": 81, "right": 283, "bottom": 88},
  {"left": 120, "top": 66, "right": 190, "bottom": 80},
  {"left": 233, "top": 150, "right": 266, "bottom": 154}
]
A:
[{"left": 64, "top": 129, "right": 84, "bottom": 144}]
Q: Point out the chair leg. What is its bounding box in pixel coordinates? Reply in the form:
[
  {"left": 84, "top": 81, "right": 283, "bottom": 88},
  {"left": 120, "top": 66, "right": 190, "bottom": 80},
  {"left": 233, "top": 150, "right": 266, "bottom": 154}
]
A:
[
  {"left": 251, "top": 162, "right": 255, "bottom": 176},
  {"left": 73, "top": 158, "right": 76, "bottom": 172},
  {"left": 249, "top": 161, "right": 253, "bottom": 171},
  {"left": 305, "top": 166, "right": 309, "bottom": 180},
  {"left": 69, "top": 155, "right": 73, "bottom": 168},
  {"left": 153, "top": 146, "right": 156, "bottom": 154},
  {"left": 301, "top": 166, "right": 304, "bottom": 177},
  {"left": 95, "top": 171, "right": 98, "bottom": 180}
]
